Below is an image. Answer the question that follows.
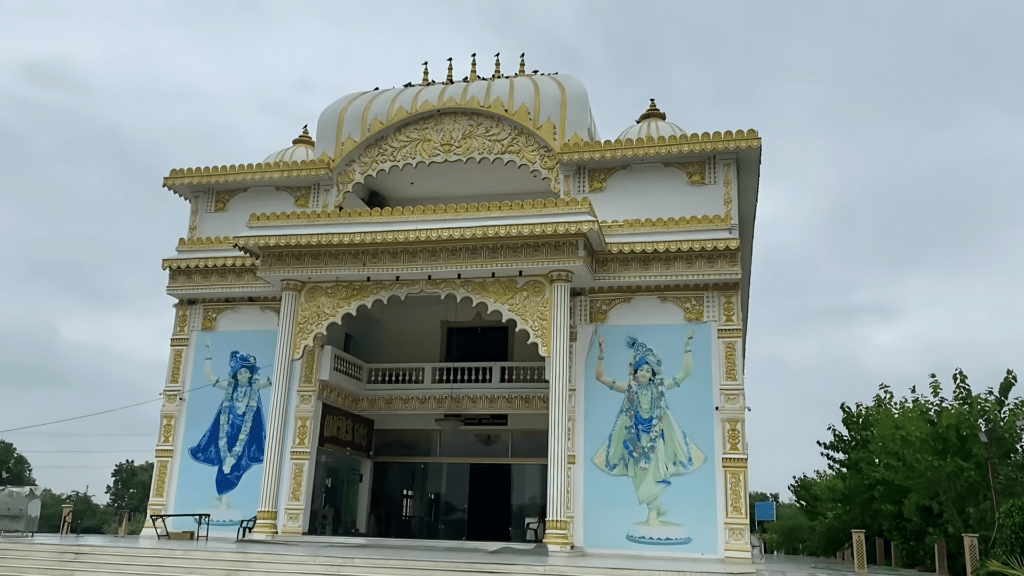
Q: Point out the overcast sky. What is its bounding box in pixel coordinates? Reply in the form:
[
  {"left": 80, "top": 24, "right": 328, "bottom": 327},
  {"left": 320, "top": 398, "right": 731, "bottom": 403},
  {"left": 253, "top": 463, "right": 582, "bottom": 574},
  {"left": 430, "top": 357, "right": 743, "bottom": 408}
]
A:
[{"left": 2, "top": 1, "right": 1022, "bottom": 502}]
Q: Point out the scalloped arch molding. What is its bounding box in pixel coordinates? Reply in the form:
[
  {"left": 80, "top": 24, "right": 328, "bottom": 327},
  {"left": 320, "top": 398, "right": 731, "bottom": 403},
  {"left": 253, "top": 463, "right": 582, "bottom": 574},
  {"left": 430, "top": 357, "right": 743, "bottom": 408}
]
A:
[{"left": 333, "top": 111, "right": 561, "bottom": 208}]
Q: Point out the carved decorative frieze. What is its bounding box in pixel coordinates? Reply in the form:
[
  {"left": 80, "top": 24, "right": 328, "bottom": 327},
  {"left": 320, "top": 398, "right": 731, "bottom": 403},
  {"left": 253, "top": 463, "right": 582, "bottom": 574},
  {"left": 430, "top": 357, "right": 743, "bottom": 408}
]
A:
[
  {"left": 174, "top": 306, "right": 190, "bottom": 335},
  {"left": 595, "top": 252, "right": 739, "bottom": 277},
  {"left": 588, "top": 297, "right": 633, "bottom": 324},
  {"left": 294, "top": 278, "right": 550, "bottom": 359},
  {"left": 212, "top": 189, "right": 246, "bottom": 212},
  {"left": 160, "top": 416, "right": 174, "bottom": 445},
  {"left": 724, "top": 341, "right": 739, "bottom": 382},
  {"left": 586, "top": 166, "right": 628, "bottom": 192},
  {"left": 336, "top": 112, "right": 560, "bottom": 204},
  {"left": 317, "top": 382, "right": 548, "bottom": 413},
  {"left": 153, "top": 461, "right": 169, "bottom": 499},
  {"left": 169, "top": 349, "right": 183, "bottom": 385},
  {"left": 658, "top": 295, "right": 705, "bottom": 322},
  {"left": 167, "top": 268, "right": 268, "bottom": 290},
  {"left": 662, "top": 161, "right": 708, "bottom": 185},
  {"left": 606, "top": 238, "right": 740, "bottom": 254}
]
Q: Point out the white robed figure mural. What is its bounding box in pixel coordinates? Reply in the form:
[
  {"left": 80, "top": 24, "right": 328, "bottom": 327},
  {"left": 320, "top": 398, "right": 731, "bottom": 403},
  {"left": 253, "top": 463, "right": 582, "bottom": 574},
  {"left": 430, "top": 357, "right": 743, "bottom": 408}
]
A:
[{"left": 591, "top": 331, "right": 706, "bottom": 545}]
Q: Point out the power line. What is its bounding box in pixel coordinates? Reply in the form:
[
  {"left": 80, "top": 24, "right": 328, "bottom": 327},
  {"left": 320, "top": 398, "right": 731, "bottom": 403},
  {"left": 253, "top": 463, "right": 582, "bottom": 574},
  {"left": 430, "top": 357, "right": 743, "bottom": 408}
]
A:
[{"left": 0, "top": 382, "right": 214, "bottom": 434}]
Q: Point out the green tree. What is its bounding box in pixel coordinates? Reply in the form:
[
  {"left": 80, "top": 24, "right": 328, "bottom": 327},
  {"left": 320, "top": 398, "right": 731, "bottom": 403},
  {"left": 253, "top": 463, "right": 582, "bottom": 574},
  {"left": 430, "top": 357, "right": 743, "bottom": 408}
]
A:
[
  {"left": 36, "top": 489, "right": 114, "bottom": 534},
  {"left": 105, "top": 460, "right": 153, "bottom": 518},
  {"left": 0, "top": 440, "right": 35, "bottom": 486},
  {"left": 793, "top": 369, "right": 1023, "bottom": 573},
  {"left": 763, "top": 502, "right": 811, "bottom": 555}
]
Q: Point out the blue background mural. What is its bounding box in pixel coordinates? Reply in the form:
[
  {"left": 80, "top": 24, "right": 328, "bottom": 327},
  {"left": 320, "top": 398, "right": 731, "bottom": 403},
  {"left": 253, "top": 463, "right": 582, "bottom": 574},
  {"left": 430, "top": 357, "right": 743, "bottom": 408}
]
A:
[
  {"left": 583, "top": 323, "right": 718, "bottom": 553},
  {"left": 171, "top": 329, "right": 278, "bottom": 531}
]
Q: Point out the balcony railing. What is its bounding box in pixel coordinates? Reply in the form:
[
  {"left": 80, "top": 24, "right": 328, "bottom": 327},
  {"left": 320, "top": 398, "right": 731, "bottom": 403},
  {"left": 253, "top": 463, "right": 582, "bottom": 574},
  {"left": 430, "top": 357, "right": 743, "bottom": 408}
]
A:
[{"left": 325, "top": 347, "right": 547, "bottom": 389}]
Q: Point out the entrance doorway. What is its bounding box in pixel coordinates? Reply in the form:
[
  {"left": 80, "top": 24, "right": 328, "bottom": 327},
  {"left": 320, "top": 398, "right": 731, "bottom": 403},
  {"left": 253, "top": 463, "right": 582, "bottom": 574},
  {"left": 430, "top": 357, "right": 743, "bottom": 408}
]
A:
[{"left": 467, "top": 464, "right": 512, "bottom": 542}]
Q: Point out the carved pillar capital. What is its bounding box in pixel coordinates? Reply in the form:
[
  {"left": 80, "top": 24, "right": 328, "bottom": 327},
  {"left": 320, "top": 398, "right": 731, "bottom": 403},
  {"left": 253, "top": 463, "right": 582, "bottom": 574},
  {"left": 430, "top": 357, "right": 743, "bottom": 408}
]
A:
[
  {"left": 547, "top": 270, "right": 573, "bottom": 284},
  {"left": 280, "top": 280, "right": 304, "bottom": 293}
]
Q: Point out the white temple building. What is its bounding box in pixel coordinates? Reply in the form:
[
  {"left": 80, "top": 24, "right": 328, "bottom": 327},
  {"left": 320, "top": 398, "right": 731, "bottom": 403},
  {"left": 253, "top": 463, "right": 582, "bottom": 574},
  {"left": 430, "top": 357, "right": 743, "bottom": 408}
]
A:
[{"left": 148, "top": 55, "right": 761, "bottom": 567}]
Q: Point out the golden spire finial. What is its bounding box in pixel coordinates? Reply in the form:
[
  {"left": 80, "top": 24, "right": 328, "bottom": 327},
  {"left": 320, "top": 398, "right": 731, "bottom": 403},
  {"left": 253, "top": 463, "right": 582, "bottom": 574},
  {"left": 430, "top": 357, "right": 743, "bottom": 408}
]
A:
[
  {"left": 292, "top": 124, "right": 314, "bottom": 147},
  {"left": 636, "top": 98, "right": 667, "bottom": 123},
  {"left": 469, "top": 53, "right": 478, "bottom": 82},
  {"left": 518, "top": 53, "right": 526, "bottom": 76},
  {"left": 493, "top": 52, "right": 501, "bottom": 79},
  {"left": 421, "top": 61, "right": 429, "bottom": 86},
  {"left": 446, "top": 57, "right": 454, "bottom": 84}
]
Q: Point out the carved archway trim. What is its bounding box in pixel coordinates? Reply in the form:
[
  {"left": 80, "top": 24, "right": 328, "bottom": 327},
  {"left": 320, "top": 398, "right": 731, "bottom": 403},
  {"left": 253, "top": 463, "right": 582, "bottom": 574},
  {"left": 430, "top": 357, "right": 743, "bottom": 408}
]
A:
[
  {"left": 292, "top": 277, "right": 551, "bottom": 359},
  {"left": 334, "top": 111, "right": 561, "bottom": 208}
]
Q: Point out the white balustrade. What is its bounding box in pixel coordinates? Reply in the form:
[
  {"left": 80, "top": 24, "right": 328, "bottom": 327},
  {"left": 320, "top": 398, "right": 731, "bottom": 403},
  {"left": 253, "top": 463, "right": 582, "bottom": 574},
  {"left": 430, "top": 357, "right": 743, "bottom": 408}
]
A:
[{"left": 325, "top": 347, "right": 545, "bottom": 389}]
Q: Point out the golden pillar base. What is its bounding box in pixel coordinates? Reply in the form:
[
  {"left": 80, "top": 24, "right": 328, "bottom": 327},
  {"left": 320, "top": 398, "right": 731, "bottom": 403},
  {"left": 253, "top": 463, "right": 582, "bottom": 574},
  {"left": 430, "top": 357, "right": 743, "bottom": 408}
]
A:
[
  {"left": 251, "top": 510, "right": 278, "bottom": 535},
  {"left": 543, "top": 519, "right": 575, "bottom": 553}
]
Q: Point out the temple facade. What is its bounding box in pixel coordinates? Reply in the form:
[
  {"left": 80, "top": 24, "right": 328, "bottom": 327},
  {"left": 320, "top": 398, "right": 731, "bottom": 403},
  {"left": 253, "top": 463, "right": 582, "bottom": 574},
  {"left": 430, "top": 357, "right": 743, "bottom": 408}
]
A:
[{"left": 147, "top": 57, "right": 761, "bottom": 562}]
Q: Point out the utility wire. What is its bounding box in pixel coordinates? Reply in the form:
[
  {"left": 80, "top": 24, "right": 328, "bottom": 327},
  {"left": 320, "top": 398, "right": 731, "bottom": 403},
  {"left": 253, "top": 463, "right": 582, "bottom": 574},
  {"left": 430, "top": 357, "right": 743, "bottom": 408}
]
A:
[{"left": 0, "top": 382, "right": 215, "bottom": 434}]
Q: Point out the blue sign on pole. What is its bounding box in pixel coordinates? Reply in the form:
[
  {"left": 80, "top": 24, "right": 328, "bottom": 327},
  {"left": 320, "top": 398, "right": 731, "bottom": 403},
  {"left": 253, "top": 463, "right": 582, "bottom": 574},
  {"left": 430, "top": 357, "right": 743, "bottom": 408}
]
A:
[{"left": 754, "top": 501, "right": 776, "bottom": 522}]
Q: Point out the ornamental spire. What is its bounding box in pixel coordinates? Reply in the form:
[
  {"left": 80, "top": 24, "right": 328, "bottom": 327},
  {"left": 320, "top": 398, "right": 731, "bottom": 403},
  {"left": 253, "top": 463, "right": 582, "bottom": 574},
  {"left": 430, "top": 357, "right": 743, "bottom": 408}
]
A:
[
  {"left": 518, "top": 53, "right": 526, "bottom": 76},
  {"left": 421, "top": 61, "right": 429, "bottom": 86},
  {"left": 636, "top": 98, "right": 667, "bottom": 123},
  {"left": 493, "top": 52, "right": 501, "bottom": 79},
  {"left": 446, "top": 57, "right": 454, "bottom": 84},
  {"left": 291, "top": 125, "right": 314, "bottom": 147},
  {"left": 469, "top": 53, "right": 478, "bottom": 82}
]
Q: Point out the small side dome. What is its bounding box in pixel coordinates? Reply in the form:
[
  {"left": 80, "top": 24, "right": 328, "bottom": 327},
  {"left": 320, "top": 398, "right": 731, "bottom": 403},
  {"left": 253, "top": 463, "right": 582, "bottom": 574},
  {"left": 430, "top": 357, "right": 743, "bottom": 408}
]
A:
[
  {"left": 263, "top": 125, "right": 316, "bottom": 163},
  {"left": 616, "top": 99, "right": 687, "bottom": 141}
]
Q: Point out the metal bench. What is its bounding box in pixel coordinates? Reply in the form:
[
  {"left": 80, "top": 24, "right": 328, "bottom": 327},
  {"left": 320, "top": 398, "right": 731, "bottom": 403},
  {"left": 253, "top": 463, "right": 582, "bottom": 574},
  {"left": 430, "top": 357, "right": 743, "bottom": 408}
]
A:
[{"left": 149, "top": 513, "right": 210, "bottom": 541}]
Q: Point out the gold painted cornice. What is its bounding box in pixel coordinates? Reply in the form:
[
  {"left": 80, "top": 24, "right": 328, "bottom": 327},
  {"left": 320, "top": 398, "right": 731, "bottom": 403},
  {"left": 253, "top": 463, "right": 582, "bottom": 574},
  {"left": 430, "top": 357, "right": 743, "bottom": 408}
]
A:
[
  {"left": 249, "top": 197, "right": 592, "bottom": 226},
  {"left": 318, "top": 382, "right": 549, "bottom": 414},
  {"left": 236, "top": 221, "right": 599, "bottom": 250},
  {"left": 579, "top": 283, "right": 740, "bottom": 296},
  {"left": 163, "top": 159, "right": 331, "bottom": 189},
  {"left": 601, "top": 216, "right": 730, "bottom": 233},
  {"left": 604, "top": 238, "right": 740, "bottom": 254},
  {"left": 162, "top": 256, "right": 258, "bottom": 270},
  {"left": 558, "top": 129, "right": 760, "bottom": 162},
  {"left": 176, "top": 236, "right": 235, "bottom": 250}
]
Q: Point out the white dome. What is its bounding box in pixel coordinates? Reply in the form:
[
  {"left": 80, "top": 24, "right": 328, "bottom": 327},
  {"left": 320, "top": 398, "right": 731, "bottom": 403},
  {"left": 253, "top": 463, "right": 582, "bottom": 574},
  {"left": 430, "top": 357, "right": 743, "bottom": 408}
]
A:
[
  {"left": 263, "top": 126, "right": 316, "bottom": 163},
  {"left": 616, "top": 100, "right": 686, "bottom": 141},
  {"left": 314, "top": 70, "right": 600, "bottom": 161}
]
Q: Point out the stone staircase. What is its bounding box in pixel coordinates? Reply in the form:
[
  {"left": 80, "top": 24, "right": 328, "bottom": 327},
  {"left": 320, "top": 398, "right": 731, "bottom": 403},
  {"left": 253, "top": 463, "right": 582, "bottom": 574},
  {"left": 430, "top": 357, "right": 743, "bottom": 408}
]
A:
[{"left": 0, "top": 537, "right": 758, "bottom": 576}]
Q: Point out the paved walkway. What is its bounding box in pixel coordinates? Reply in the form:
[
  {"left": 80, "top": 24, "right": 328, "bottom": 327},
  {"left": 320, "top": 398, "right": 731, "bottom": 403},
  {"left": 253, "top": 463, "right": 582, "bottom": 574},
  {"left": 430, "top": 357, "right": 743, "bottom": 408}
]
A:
[{"left": 756, "top": 554, "right": 929, "bottom": 576}]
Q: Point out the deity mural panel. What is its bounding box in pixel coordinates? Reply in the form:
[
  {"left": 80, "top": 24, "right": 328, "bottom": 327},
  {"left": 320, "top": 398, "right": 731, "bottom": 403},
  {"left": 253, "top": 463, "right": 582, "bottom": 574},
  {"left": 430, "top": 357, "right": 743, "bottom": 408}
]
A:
[
  {"left": 583, "top": 323, "right": 718, "bottom": 553},
  {"left": 170, "top": 329, "right": 278, "bottom": 531}
]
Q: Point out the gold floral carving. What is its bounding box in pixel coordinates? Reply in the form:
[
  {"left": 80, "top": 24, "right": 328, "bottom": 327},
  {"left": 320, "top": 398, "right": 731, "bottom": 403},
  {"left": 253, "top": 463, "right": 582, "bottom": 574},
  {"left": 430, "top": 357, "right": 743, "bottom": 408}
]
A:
[
  {"left": 725, "top": 420, "right": 741, "bottom": 452},
  {"left": 605, "top": 238, "right": 740, "bottom": 254},
  {"left": 238, "top": 222, "right": 597, "bottom": 250},
  {"left": 557, "top": 129, "right": 760, "bottom": 162},
  {"left": 163, "top": 393, "right": 179, "bottom": 407},
  {"left": 723, "top": 161, "right": 734, "bottom": 224},
  {"left": 658, "top": 295, "right": 705, "bottom": 322},
  {"left": 318, "top": 382, "right": 548, "bottom": 413},
  {"left": 602, "top": 215, "right": 729, "bottom": 232},
  {"left": 162, "top": 256, "right": 258, "bottom": 270},
  {"left": 187, "top": 197, "right": 198, "bottom": 240},
  {"left": 335, "top": 112, "right": 560, "bottom": 205},
  {"left": 595, "top": 252, "right": 740, "bottom": 276},
  {"left": 587, "top": 166, "right": 628, "bottom": 192},
  {"left": 176, "top": 236, "right": 236, "bottom": 250},
  {"left": 201, "top": 306, "right": 232, "bottom": 331},
  {"left": 279, "top": 186, "right": 312, "bottom": 207},
  {"left": 160, "top": 416, "right": 174, "bottom": 444},
  {"left": 724, "top": 342, "right": 738, "bottom": 381},
  {"left": 164, "top": 158, "right": 332, "bottom": 189},
  {"left": 212, "top": 189, "right": 245, "bottom": 212},
  {"left": 722, "top": 292, "right": 737, "bottom": 324},
  {"left": 294, "top": 418, "right": 309, "bottom": 448},
  {"left": 259, "top": 240, "right": 586, "bottom": 274},
  {"left": 726, "top": 470, "right": 746, "bottom": 518},
  {"left": 293, "top": 278, "right": 551, "bottom": 358},
  {"left": 167, "top": 268, "right": 266, "bottom": 289},
  {"left": 154, "top": 461, "right": 169, "bottom": 498},
  {"left": 169, "top": 349, "right": 183, "bottom": 384},
  {"left": 250, "top": 196, "right": 591, "bottom": 224},
  {"left": 588, "top": 297, "right": 632, "bottom": 324},
  {"left": 289, "top": 463, "right": 304, "bottom": 502},
  {"left": 663, "top": 161, "right": 707, "bottom": 185},
  {"left": 299, "top": 347, "right": 320, "bottom": 389},
  {"left": 174, "top": 306, "right": 189, "bottom": 335},
  {"left": 728, "top": 527, "right": 746, "bottom": 543}
]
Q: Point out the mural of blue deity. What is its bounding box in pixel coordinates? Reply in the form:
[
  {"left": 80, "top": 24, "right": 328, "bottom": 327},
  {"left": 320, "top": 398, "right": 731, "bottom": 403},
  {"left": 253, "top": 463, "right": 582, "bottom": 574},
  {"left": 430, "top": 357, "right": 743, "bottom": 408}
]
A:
[
  {"left": 584, "top": 323, "right": 717, "bottom": 552},
  {"left": 173, "top": 330, "right": 277, "bottom": 529}
]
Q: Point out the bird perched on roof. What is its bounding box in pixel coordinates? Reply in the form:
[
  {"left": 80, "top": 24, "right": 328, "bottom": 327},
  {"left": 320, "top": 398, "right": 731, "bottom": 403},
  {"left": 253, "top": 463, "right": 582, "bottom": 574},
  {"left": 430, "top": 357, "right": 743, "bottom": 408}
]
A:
[{"left": 403, "top": 82, "right": 413, "bottom": 88}]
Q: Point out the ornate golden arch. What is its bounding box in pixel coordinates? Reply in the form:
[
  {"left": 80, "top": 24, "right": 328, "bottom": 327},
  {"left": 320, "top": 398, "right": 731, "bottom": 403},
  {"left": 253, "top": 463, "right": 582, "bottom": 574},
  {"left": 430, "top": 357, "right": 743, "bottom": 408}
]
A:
[
  {"left": 292, "top": 277, "right": 551, "bottom": 359},
  {"left": 334, "top": 111, "right": 561, "bottom": 208}
]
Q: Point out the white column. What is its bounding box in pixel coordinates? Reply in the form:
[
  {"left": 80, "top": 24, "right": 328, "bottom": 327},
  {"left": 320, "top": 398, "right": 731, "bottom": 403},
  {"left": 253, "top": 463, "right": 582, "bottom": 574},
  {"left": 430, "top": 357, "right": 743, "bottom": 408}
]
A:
[
  {"left": 544, "top": 271, "right": 573, "bottom": 551},
  {"left": 253, "top": 280, "right": 303, "bottom": 536}
]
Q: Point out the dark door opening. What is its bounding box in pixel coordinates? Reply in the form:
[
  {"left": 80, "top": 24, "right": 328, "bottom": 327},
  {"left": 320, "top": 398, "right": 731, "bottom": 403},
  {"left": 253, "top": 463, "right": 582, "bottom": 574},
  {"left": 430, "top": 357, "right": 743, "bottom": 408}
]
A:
[
  {"left": 445, "top": 326, "right": 510, "bottom": 362},
  {"left": 466, "top": 464, "right": 512, "bottom": 542}
]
